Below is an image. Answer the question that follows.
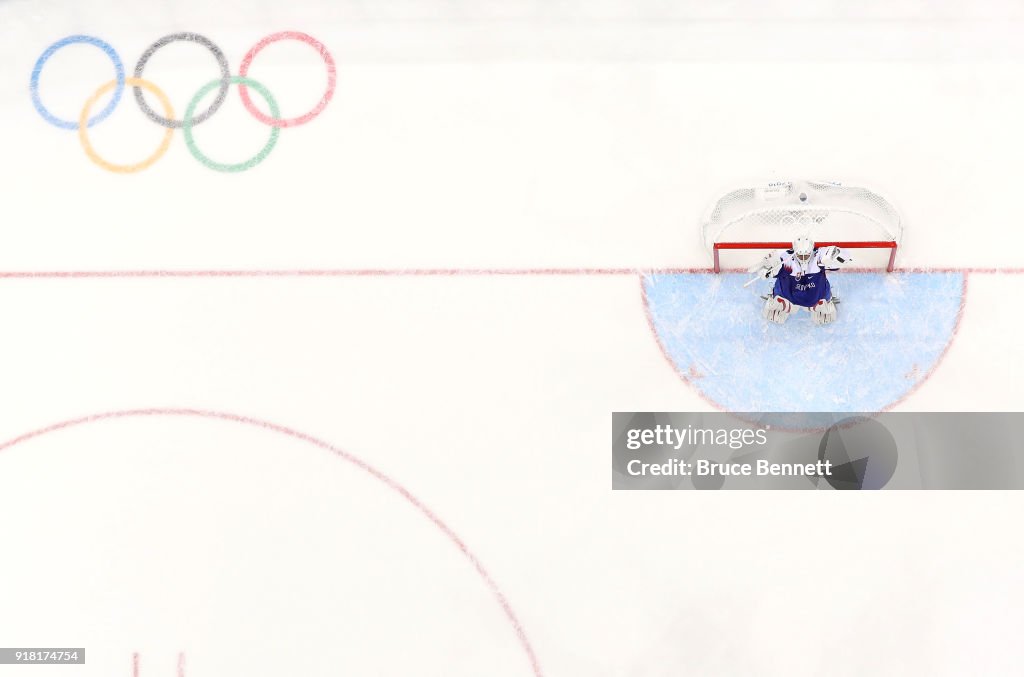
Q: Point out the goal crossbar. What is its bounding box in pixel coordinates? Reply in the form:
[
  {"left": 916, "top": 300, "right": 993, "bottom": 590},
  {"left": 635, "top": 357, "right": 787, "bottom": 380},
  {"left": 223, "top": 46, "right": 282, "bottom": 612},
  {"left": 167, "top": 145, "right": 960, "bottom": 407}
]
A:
[{"left": 713, "top": 240, "right": 897, "bottom": 273}]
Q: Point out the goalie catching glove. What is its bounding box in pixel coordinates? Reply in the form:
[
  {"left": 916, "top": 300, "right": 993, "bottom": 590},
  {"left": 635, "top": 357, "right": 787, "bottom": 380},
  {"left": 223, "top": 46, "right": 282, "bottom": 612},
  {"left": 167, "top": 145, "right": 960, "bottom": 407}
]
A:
[{"left": 817, "top": 245, "right": 851, "bottom": 269}]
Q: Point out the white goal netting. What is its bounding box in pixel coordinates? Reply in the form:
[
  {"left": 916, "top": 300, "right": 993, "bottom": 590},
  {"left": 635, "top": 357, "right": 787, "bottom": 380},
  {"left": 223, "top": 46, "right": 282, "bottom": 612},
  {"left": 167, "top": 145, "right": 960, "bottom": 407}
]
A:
[{"left": 702, "top": 180, "right": 903, "bottom": 271}]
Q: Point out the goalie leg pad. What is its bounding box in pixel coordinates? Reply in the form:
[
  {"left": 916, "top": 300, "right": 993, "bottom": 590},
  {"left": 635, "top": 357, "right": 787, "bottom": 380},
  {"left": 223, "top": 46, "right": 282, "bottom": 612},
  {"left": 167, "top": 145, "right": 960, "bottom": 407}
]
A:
[
  {"left": 762, "top": 295, "right": 793, "bottom": 324},
  {"left": 811, "top": 298, "right": 837, "bottom": 326}
]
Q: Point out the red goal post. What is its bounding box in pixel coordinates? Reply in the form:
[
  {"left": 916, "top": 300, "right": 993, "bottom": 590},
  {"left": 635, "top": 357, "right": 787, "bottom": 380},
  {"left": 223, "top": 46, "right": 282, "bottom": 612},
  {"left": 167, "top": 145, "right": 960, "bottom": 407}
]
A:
[
  {"left": 713, "top": 240, "right": 898, "bottom": 273},
  {"left": 703, "top": 181, "right": 903, "bottom": 274}
]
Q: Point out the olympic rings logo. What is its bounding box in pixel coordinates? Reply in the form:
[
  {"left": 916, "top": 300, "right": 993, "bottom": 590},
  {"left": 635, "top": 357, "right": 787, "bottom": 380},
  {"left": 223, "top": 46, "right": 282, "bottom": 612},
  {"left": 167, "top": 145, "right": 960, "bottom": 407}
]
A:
[{"left": 30, "top": 32, "right": 336, "bottom": 173}]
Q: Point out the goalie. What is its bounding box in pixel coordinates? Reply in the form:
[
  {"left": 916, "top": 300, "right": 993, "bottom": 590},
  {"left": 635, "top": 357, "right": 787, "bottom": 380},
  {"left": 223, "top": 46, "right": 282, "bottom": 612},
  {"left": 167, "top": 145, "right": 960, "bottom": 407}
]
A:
[{"left": 749, "top": 236, "right": 851, "bottom": 325}]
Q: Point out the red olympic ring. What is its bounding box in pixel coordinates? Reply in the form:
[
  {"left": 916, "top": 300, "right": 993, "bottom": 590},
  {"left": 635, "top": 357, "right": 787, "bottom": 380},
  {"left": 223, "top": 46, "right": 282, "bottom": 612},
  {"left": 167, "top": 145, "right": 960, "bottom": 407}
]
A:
[{"left": 237, "top": 31, "right": 337, "bottom": 129}]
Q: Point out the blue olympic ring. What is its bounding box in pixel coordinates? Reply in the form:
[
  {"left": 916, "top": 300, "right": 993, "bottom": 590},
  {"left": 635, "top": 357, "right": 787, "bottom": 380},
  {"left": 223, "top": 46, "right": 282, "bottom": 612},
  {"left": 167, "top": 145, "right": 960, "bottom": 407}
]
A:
[{"left": 30, "top": 35, "right": 125, "bottom": 130}]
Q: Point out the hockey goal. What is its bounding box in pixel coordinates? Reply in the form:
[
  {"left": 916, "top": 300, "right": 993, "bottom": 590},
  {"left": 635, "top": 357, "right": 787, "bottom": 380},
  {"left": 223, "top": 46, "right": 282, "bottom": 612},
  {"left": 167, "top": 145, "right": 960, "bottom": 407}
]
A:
[{"left": 702, "top": 180, "right": 902, "bottom": 273}]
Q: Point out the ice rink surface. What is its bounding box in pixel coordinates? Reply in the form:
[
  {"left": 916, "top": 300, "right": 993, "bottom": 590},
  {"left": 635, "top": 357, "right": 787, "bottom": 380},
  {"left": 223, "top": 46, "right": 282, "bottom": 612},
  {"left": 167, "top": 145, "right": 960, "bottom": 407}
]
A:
[{"left": 1, "top": 1, "right": 1024, "bottom": 675}]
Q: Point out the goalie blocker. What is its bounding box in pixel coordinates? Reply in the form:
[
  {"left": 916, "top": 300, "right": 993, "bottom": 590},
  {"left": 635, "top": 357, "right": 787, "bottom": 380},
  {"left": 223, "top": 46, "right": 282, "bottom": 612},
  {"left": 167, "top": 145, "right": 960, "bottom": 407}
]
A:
[{"left": 750, "top": 237, "right": 851, "bottom": 326}]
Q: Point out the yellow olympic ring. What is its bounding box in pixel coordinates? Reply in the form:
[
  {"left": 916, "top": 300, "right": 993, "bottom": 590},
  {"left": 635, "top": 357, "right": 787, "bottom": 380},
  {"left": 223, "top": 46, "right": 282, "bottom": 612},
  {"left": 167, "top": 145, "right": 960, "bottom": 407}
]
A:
[{"left": 78, "top": 77, "right": 174, "bottom": 174}]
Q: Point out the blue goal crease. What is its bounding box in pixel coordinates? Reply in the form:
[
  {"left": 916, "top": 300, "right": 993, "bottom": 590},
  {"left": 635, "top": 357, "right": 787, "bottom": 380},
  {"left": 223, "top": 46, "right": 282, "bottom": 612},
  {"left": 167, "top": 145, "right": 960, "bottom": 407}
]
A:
[{"left": 643, "top": 272, "right": 964, "bottom": 414}]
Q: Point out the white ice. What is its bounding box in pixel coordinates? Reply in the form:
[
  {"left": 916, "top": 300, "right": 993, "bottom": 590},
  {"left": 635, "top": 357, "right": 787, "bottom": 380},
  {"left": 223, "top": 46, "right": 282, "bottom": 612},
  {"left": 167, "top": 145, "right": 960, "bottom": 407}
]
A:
[{"left": 1, "top": 1, "right": 1023, "bottom": 675}]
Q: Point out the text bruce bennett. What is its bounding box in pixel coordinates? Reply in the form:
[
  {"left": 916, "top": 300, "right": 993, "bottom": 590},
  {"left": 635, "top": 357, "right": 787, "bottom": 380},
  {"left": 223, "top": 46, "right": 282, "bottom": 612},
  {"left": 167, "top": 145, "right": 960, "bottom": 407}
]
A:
[{"left": 626, "top": 459, "right": 834, "bottom": 477}]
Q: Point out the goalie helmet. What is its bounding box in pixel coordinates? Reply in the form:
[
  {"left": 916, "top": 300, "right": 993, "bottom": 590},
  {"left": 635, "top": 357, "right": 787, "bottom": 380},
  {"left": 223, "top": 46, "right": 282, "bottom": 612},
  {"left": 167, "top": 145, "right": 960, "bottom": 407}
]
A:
[{"left": 792, "top": 236, "right": 814, "bottom": 263}]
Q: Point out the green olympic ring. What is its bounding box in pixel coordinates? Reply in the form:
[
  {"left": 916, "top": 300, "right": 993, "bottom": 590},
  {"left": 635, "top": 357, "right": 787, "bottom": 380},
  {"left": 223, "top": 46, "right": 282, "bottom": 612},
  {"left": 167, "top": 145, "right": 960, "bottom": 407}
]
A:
[{"left": 183, "top": 76, "right": 281, "bottom": 173}]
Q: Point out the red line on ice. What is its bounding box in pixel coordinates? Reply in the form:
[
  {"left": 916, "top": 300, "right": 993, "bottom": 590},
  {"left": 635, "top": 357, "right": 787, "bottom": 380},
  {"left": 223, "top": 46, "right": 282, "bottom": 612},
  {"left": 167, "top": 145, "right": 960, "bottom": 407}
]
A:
[
  {"left": 0, "top": 267, "right": 703, "bottom": 278},
  {"left": 0, "top": 409, "right": 544, "bottom": 677},
  {"left": 0, "top": 266, "right": 1021, "bottom": 278}
]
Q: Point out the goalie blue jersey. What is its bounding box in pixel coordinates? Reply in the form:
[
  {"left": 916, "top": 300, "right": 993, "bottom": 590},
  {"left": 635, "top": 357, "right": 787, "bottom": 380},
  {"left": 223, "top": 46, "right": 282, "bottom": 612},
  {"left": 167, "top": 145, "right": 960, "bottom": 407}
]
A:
[{"left": 772, "top": 249, "right": 834, "bottom": 307}]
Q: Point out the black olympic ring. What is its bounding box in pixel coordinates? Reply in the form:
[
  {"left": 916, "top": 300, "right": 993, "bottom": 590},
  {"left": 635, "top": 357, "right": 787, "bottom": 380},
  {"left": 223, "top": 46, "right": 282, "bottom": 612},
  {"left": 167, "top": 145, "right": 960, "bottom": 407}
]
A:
[{"left": 133, "top": 32, "right": 231, "bottom": 129}]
